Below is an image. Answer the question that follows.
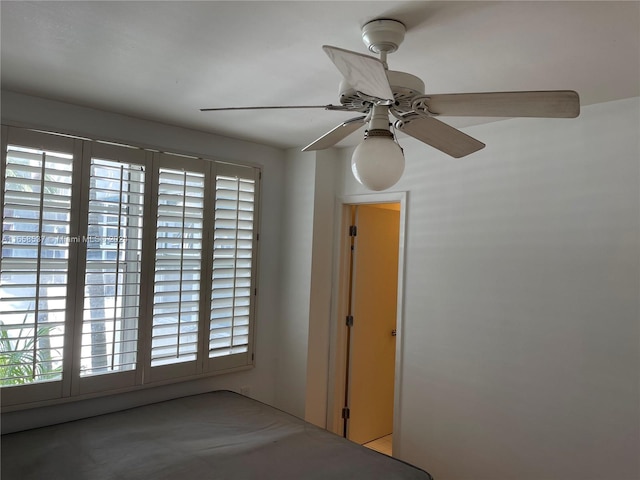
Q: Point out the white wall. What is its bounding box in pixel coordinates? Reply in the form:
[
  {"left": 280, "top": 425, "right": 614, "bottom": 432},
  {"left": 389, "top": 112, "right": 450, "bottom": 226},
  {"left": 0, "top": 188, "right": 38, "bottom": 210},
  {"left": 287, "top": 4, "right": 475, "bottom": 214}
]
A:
[
  {"left": 274, "top": 148, "right": 316, "bottom": 417},
  {"left": 1, "top": 91, "right": 285, "bottom": 431},
  {"left": 274, "top": 147, "right": 340, "bottom": 422},
  {"left": 305, "top": 149, "right": 339, "bottom": 426},
  {"left": 333, "top": 97, "right": 640, "bottom": 479}
]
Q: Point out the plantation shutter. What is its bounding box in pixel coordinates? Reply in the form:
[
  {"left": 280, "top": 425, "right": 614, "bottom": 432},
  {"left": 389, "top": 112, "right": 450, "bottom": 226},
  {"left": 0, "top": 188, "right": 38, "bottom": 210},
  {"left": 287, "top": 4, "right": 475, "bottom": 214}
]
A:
[
  {"left": 76, "top": 143, "right": 150, "bottom": 393},
  {"left": 149, "top": 157, "right": 206, "bottom": 378},
  {"left": 0, "top": 130, "right": 80, "bottom": 402},
  {"left": 2, "top": 127, "right": 262, "bottom": 406},
  {"left": 208, "top": 163, "right": 258, "bottom": 369}
]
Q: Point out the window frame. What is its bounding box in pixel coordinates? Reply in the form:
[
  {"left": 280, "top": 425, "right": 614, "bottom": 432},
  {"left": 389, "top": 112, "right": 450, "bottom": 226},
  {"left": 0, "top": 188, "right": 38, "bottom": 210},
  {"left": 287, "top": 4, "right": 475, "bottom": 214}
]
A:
[
  {"left": 0, "top": 127, "right": 84, "bottom": 406},
  {"left": 145, "top": 152, "right": 210, "bottom": 383},
  {"left": 0, "top": 127, "right": 260, "bottom": 409},
  {"left": 205, "top": 162, "right": 259, "bottom": 373},
  {"left": 71, "top": 141, "right": 153, "bottom": 396}
]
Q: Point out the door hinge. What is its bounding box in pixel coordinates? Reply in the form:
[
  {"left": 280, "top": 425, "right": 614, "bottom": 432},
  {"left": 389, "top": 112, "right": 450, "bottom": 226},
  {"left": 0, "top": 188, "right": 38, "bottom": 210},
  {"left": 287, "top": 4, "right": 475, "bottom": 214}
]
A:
[
  {"left": 341, "top": 407, "right": 350, "bottom": 419},
  {"left": 346, "top": 315, "right": 354, "bottom": 327},
  {"left": 349, "top": 225, "right": 357, "bottom": 237}
]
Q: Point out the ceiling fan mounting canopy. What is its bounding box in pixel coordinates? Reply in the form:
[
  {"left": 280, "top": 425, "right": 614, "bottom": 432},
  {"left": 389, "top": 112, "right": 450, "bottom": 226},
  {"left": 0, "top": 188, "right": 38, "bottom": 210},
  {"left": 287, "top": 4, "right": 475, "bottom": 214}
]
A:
[{"left": 361, "top": 18, "right": 406, "bottom": 54}]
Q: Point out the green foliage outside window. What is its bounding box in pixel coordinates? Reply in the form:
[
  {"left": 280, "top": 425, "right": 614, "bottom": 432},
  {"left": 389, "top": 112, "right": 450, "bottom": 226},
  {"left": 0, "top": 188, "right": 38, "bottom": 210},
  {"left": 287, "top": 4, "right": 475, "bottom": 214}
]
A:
[{"left": 0, "top": 319, "right": 62, "bottom": 386}]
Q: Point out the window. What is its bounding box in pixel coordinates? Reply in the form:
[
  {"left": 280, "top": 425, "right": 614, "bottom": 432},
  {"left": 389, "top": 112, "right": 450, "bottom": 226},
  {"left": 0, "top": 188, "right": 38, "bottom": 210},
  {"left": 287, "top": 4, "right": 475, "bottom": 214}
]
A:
[
  {"left": 210, "top": 174, "right": 256, "bottom": 359},
  {"left": 0, "top": 127, "right": 260, "bottom": 406},
  {"left": 151, "top": 167, "right": 205, "bottom": 369},
  {"left": 0, "top": 140, "right": 74, "bottom": 388},
  {"left": 80, "top": 154, "right": 145, "bottom": 378}
]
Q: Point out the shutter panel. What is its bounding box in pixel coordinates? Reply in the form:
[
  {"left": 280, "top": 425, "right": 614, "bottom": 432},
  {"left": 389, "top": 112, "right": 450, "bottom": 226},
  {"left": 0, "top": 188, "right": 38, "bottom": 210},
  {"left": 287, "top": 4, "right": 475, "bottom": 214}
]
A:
[
  {"left": 151, "top": 168, "right": 204, "bottom": 367},
  {"left": 80, "top": 158, "right": 145, "bottom": 377},
  {"left": 209, "top": 174, "right": 256, "bottom": 358},
  {"left": 0, "top": 145, "right": 73, "bottom": 386}
]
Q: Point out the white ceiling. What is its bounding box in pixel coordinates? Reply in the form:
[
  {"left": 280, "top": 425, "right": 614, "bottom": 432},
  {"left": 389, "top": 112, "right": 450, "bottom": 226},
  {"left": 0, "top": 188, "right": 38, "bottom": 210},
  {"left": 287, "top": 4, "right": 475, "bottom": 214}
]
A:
[{"left": 1, "top": 1, "right": 639, "bottom": 150}]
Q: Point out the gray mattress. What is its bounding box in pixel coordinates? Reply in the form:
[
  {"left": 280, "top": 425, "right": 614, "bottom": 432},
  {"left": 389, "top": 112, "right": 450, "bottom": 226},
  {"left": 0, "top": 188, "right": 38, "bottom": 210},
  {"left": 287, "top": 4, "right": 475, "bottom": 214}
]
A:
[{"left": 2, "top": 390, "right": 432, "bottom": 480}]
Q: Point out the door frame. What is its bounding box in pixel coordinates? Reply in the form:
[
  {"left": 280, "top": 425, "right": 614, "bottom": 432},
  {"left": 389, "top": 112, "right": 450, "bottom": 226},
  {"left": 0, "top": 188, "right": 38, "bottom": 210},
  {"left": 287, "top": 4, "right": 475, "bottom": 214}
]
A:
[{"left": 326, "top": 191, "right": 407, "bottom": 455}]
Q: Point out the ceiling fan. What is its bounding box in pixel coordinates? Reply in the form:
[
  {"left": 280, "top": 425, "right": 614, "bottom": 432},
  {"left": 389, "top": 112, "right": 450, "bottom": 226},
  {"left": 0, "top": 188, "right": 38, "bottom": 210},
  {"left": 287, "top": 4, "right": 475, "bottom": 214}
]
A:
[{"left": 201, "top": 19, "right": 580, "bottom": 190}]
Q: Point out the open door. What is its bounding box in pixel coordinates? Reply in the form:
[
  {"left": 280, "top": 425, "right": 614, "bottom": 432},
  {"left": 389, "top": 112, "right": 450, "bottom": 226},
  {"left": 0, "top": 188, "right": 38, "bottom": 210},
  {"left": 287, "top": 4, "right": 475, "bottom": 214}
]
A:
[{"left": 345, "top": 204, "right": 400, "bottom": 446}]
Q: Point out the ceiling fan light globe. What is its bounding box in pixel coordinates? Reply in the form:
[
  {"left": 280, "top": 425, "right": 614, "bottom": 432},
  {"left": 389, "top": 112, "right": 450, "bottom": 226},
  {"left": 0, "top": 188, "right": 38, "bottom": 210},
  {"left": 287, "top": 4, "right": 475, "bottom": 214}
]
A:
[{"left": 351, "top": 136, "right": 405, "bottom": 191}]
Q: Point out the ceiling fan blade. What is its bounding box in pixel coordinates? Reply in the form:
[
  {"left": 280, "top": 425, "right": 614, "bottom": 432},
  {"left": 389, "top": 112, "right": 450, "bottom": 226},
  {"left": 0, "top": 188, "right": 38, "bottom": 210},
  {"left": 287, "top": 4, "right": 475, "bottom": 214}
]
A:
[
  {"left": 396, "top": 116, "right": 485, "bottom": 158},
  {"left": 322, "top": 45, "right": 394, "bottom": 103},
  {"left": 200, "top": 104, "right": 351, "bottom": 112},
  {"left": 302, "top": 116, "right": 367, "bottom": 152},
  {"left": 422, "top": 90, "right": 580, "bottom": 118}
]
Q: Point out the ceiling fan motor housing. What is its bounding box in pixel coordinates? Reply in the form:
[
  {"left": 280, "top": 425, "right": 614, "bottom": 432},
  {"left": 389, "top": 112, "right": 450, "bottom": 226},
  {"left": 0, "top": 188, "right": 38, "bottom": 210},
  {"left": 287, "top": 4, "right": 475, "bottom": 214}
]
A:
[
  {"left": 361, "top": 19, "right": 406, "bottom": 54},
  {"left": 339, "top": 70, "right": 425, "bottom": 112}
]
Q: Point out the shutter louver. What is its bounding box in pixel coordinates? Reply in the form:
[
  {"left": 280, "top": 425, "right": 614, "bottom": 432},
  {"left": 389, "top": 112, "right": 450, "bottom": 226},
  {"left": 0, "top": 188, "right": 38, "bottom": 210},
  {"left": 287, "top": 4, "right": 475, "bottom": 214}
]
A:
[
  {"left": 0, "top": 145, "right": 73, "bottom": 386},
  {"left": 80, "top": 159, "right": 145, "bottom": 377},
  {"left": 210, "top": 175, "right": 255, "bottom": 358},
  {"left": 151, "top": 168, "right": 204, "bottom": 367}
]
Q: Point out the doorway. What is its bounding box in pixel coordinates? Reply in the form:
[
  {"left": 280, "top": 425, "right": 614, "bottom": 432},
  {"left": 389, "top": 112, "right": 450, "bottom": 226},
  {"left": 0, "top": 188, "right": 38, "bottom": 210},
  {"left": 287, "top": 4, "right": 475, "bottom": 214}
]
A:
[{"left": 330, "top": 195, "right": 405, "bottom": 457}]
